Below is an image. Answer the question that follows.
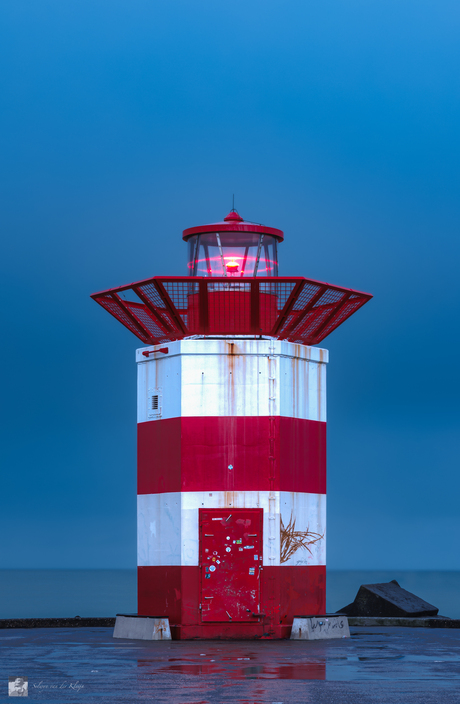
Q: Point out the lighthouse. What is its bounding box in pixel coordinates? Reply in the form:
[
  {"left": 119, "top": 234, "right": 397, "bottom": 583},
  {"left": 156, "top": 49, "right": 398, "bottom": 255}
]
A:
[{"left": 92, "top": 209, "right": 371, "bottom": 639}]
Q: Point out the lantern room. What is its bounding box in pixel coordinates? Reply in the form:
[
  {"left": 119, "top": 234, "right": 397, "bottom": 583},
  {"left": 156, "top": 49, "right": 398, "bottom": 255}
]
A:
[{"left": 183, "top": 209, "right": 283, "bottom": 277}]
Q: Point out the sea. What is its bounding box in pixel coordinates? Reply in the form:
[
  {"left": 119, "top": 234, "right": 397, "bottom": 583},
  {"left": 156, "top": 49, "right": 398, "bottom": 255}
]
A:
[{"left": 0, "top": 570, "right": 459, "bottom": 619}]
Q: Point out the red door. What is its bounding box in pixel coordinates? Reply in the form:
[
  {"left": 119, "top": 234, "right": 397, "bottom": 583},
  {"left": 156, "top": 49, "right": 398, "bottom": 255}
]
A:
[{"left": 200, "top": 508, "right": 263, "bottom": 622}]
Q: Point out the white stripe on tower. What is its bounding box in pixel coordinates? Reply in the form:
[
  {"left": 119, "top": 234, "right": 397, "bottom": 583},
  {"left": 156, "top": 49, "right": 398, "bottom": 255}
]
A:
[
  {"left": 137, "top": 491, "right": 326, "bottom": 568},
  {"left": 136, "top": 339, "right": 328, "bottom": 423}
]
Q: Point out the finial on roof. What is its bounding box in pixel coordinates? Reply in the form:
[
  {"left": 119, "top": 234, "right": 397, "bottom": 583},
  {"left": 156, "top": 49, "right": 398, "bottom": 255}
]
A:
[{"left": 224, "top": 209, "right": 244, "bottom": 222}]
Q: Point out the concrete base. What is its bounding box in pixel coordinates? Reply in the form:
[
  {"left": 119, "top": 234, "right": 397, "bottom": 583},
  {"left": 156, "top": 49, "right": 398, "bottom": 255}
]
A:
[
  {"left": 113, "top": 614, "right": 171, "bottom": 640},
  {"left": 290, "top": 615, "right": 350, "bottom": 640}
]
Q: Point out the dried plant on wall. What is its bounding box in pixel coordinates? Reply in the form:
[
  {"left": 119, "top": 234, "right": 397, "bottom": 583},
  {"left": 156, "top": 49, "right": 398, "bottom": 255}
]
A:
[{"left": 280, "top": 513, "right": 324, "bottom": 564}]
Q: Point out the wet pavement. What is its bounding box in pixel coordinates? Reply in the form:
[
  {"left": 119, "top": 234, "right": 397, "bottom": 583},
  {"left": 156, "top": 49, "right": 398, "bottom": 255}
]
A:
[{"left": 1, "top": 627, "right": 460, "bottom": 703}]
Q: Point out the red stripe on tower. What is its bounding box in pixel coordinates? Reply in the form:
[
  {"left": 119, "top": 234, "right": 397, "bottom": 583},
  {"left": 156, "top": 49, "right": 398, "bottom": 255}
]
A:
[{"left": 138, "top": 416, "right": 326, "bottom": 495}]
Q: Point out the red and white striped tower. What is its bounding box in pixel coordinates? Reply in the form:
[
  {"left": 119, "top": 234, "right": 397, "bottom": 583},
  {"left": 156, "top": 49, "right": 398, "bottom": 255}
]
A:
[{"left": 92, "top": 209, "right": 371, "bottom": 639}]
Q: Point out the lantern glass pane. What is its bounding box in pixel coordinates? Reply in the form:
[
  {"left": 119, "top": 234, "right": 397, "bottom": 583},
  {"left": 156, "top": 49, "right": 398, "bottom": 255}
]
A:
[{"left": 187, "top": 234, "right": 278, "bottom": 277}]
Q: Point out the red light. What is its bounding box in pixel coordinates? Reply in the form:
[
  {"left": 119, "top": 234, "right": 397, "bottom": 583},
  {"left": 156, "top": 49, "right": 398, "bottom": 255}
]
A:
[{"left": 226, "top": 259, "right": 239, "bottom": 272}]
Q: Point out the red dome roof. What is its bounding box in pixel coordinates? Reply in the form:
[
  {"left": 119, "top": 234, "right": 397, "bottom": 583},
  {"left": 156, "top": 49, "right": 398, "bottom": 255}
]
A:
[{"left": 182, "top": 210, "right": 284, "bottom": 241}]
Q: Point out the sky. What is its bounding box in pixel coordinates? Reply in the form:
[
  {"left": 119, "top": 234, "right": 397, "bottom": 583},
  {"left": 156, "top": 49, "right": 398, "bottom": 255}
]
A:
[{"left": 1, "top": 0, "right": 459, "bottom": 570}]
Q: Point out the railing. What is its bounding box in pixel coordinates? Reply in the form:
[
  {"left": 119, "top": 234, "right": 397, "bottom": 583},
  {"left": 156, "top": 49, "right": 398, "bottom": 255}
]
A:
[{"left": 91, "top": 276, "right": 372, "bottom": 346}]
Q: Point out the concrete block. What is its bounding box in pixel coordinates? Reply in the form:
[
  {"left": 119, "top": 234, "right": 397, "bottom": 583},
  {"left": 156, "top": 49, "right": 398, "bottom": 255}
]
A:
[
  {"left": 339, "top": 580, "right": 439, "bottom": 617},
  {"left": 113, "top": 615, "right": 171, "bottom": 640},
  {"left": 290, "top": 615, "right": 350, "bottom": 640}
]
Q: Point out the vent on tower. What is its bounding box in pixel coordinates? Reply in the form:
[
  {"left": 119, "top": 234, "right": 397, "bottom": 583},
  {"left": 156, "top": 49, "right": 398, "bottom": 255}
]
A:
[{"left": 147, "top": 389, "right": 162, "bottom": 419}]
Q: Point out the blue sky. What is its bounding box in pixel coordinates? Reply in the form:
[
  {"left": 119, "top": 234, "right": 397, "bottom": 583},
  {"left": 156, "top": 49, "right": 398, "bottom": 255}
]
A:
[{"left": 1, "top": 0, "right": 459, "bottom": 569}]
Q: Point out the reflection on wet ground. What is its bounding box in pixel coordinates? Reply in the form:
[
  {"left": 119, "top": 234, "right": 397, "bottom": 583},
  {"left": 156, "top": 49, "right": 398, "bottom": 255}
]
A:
[
  {"left": 154, "top": 660, "right": 327, "bottom": 679},
  {"left": 1, "top": 627, "right": 460, "bottom": 703}
]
